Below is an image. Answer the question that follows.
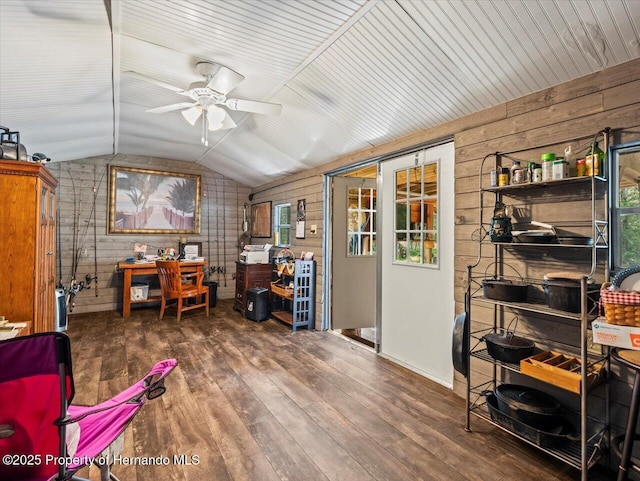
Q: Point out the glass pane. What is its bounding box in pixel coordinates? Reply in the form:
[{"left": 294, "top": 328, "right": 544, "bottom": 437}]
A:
[
  {"left": 348, "top": 211, "right": 360, "bottom": 234},
  {"left": 280, "top": 227, "right": 290, "bottom": 245},
  {"left": 348, "top": 188, "right": 359, "bottom": 209},
  {"left": 395, "top": 170, "right": 407, "bottom": 200},
  {"left": 41, "top": 187, "right": 47, "bottom": 219},
  {"left": 621, "top": 213, "right": 640, "bottom": 267},
  {"left": 395, "top": 233, "right": 407, "bottom": 261},
  {"left": 359, "top": 188, "right": 369, "bottom": 210},
  {"left": 409, "top": 200, "right": 422, "bottom": 228},
  {"left": 280, "top": 206, "right": 291, "bottom": 224},
  {"left": 620, "top": 185, "right": 640, "bottom": 208},
  {"left": 408, "top": 240, "right": 422, "bottom": 264},
  {"left": 423, "top": 233, "right": 437, "bottom": 265},
  {"left": 424, "top": 163, "right": 437, "bottom": 196},
  {"left": 370, "top": 234, "right": 377, "bottom": 254},
  {"left": 396, "top": 202, "right": 407, "bottom": 230},
  {"left": 348, "top": 233, "right": 358, "bottom": 256},
  {"left": 360, "top": 211, "right": 371, "bottom": 232},
  {"left": 49, "top": 192, "right": 55, "bottom": 221},
  {"left": 408, "top": 167, "right": 421, "bottom": 198},
  {"left": 424, "top": 201, "right": 436, "bottom": 229},
  {"left": 361, "top": 235, "right": 372, "bottom": 256},
  {"left": 619, "top": 150, "right": 640, "bottom": 208}
]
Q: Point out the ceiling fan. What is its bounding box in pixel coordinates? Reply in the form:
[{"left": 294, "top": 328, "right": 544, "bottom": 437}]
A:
[{"left": 128, "top": 62, "right": 282, "bottom": 146}]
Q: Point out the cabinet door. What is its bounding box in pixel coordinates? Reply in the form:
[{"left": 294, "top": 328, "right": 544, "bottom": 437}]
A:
[
  {"left": 0, "top": 171, "right": 36, "bottom": 325},
  {"left": 35, "top": 185, "right": 56, "bottom": 332}
]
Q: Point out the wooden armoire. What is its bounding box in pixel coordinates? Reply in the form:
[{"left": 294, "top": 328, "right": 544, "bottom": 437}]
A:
[{"left": 0, "top": 160, "right": 58, "bottom": 334}]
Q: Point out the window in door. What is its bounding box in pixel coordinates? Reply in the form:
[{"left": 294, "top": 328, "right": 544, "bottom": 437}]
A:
[
  {"left": 394, "top": 161, "right": 438, "bottom": 267},
  {"left": 274, "top": 203, "right": 291, "bottom": 246},
  {"left": 611, "top": 141, "right": 640, "bottom": 270},
  {"left": 348, "top": 186, "right": 376, "bottom": 256}
]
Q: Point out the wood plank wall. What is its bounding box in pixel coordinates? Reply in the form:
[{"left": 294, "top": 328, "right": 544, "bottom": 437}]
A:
[
  {"left": 250, "top": 58, "right": 640, "bottom": 431},
  {"left": 249, "top": 174, "right": 326, "bottom": 329},
  {"left": 50, "top": 154, "right": 250, "bottom": 315}
]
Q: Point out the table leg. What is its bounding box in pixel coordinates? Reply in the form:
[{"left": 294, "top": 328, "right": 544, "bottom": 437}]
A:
[{"left": 123, "top": 269, "right": 132, "bottom": 317}]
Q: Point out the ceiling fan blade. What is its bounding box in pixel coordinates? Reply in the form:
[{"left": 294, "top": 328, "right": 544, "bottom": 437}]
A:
[
  {"left": 182, "top": 105, "right": 203, "bottom": 125},
  {"left": 126, "top": 71, "right": 190, "bottom": 96},
  {"left": 206, "top": 66, "right": 245, "bottom": 94},
  {"left": 146, "top": 102, "right": 196, "bottom": 114},
  {"left": 225, "top": 98, "right": 282, "bottom": 116}
]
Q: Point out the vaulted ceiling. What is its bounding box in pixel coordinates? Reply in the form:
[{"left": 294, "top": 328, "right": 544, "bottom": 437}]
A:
[{"left": 1, "top": 0, "right": 639, "bottom": 187}]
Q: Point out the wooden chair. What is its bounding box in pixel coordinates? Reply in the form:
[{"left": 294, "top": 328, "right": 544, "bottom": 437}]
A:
[{"left": 156, "top": 260, "right": 209, "bottom": 322}]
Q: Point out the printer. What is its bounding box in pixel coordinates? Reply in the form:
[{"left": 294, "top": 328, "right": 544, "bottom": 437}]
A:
[{"left": 240, "top": 244, "right": 271, "bottom": 264}]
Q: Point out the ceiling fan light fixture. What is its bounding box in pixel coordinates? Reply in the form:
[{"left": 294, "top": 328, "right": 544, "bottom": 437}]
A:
[
  {"left": 207, "top": 106, "right": 226, "bottom": 127},
  {"left": 182, "top": 106, "right": 202, "bottom": 125}
]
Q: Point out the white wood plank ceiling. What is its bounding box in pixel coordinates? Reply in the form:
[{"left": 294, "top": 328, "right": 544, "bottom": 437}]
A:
[{"left": 1, "top": 0, "right": 639, "bottom": 187}]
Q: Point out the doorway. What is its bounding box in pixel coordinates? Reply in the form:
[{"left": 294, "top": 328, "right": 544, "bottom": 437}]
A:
[
  {"left": 330, "top": 164, "right": 378, "bottom": 348},
  {"left": 325, "top": 140, "right": 455, "bottom": 387}
]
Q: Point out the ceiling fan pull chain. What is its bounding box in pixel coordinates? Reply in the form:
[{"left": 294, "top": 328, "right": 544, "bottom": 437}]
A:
[{"left": 202, "top": 108, "right": 209, "bottom": 146}]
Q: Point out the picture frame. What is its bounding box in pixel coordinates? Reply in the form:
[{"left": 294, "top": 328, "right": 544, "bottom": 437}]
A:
[
  {"left": 297, "top": 198, "right": 306, "bottom": 221},
  {"left": 251, "top": 201, "right": 272, "bottom": 238},
  {"left": 108, "top": 166, "right": 201, "bottom": 234},
  {"left": 179, "top": 241, "right": 202, "bottom": 260},
  {"left": 296, "top": 198, "right": 306, "bottom": 239}
]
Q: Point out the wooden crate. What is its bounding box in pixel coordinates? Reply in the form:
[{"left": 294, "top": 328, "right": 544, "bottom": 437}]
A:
[{"left": 520, "top": 351, "right": 605, "bottom": 394}]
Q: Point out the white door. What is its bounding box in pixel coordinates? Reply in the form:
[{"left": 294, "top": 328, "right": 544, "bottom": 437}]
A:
[
  {"left": 332, "top": 176, "right": 377, "bottom": 331},
  {"left": 380, "top": 142, "right": 455, "bottom": 387}
]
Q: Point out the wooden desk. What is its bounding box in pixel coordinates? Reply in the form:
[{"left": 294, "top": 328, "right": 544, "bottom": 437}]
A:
[{"left": 118, "top": 260, "right": 206, "bottom": 317}]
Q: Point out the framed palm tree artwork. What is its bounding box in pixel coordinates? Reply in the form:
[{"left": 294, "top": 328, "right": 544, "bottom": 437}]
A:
[{"left": 108, "top": 166, "right": 201, "bottom": 234}]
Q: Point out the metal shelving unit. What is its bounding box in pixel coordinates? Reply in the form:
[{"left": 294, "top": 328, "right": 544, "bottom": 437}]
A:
[{"left": 464, "top": 129, "right": 611, "bottom": 481}]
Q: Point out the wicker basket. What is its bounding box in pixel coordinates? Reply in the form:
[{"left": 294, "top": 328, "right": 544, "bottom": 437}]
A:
[
  {"left": 600, "top": 282, "right": 640, "bottom": 326},
  {"left": 270, "top": 281, "right": 294, "bottom": 299}
]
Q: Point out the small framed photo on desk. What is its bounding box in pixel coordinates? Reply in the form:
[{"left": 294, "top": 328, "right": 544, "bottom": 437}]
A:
[{"left": 179, "top": 242, "right": 202, "bottom": 260}]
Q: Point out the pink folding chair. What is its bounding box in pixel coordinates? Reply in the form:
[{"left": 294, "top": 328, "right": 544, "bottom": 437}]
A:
[{"left": 0, "top": 332, "right": 176, "bottom": 481}]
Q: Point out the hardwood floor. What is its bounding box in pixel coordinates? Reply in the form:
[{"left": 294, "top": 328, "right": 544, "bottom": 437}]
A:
[{"left": 67, "top": 300, "right": 614, "bottom": 481}]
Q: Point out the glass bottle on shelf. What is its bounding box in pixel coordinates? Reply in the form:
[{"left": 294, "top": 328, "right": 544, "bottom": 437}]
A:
[{"left": 509, "top": 160, "right": 521, "bottom": 185}]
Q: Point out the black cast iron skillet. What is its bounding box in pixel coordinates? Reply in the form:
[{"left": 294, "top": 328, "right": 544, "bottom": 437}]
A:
[
  {"left": 483, "top": 331, "right": 535, "bottom": 363},
  {"left": 452, "top": 312, "right": 469, "bottom": 377}
]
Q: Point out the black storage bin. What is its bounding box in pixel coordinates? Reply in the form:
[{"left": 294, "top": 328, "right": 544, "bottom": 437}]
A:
[
  {"left": 245, "top": 287, "right": 269, "bottom": 321},
  {"left": 203, "top": 281, "right": 218, "bottom": 308}
]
